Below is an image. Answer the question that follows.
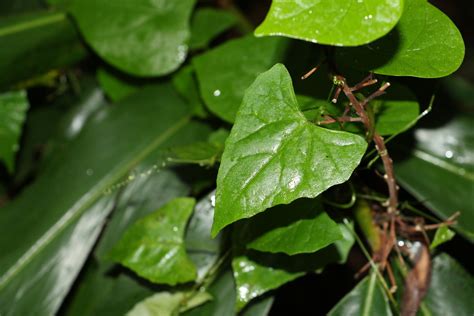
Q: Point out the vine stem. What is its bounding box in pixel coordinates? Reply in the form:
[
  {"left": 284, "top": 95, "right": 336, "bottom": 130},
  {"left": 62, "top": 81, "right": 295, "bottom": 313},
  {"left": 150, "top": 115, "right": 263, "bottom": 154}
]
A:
[{"left": 334, "top": 75, "right": 399, "bottom": 214}]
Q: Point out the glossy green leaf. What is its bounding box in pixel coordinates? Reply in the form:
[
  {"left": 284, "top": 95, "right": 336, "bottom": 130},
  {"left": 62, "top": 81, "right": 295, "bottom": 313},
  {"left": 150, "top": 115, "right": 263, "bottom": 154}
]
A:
[
  {"left": 423, "top": 254, "right": 474, "bottom": 315},
  {"left": 337, "top": 0, "right": 465, "bottom": 78},
  {"left": 0, "top": 90, "right": 29, "bottom": 172},
  {"left": 232, "top": 221, "right": 354, "bottom": 310},
  {"left": 395, "top": 115, "right": 474, "bottom": 240},
  {"left": 0, "top": 11, "right": 86, "bottom": 88},
  {"left": 127, "top": 291, "right": 212, "bottom": 316},
  {"left": 189, "top": 8, "right": 237, "bottom": 50},
  {"left": 328, "top": 269, "right": 392, "bottom": 316},
  {"left": 13, "top": 79, "right": 105, "bottom": 189},
  {"left": 212, "top": 64, "right": 367, "bottom": 236},
  {"left": 109, "top": 198, "right": 197, "bottom": 285},
  {"left": 241, "top": 198, "right": 342, "bottom": 255},
  {"left": 69, "top": 0, "right": 196, "bottom": 76},
  {"left": 430, "top": 225, "right": 455, "bottom": 249},
  {"left": 255, "top": 0, "right": 403, "bottom": 46},
  {"left": 193, "top": 35, "right": 290, "bottom": 122},
  {"left": 0, "top": 84, "right": 202, "bottom": 315},
  {"left": 232, "top": 252, "right": 303, "bottom": 311},
  {"left": 97, "top": 68, "right": 139, "bottom": 102}
]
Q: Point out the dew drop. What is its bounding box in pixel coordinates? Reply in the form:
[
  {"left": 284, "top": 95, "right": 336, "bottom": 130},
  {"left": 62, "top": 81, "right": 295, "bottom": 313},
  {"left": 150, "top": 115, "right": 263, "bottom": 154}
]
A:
[
  {"left": 213, "top": 89, "right": 221, "bottom": 97},
  {"left": 210, "top": 194, "right": 216, "bottom": 208},
  {"left": 445, "top": 150, "right": 454, "bottom": 159},
  {"left": 86, "top": 168, "right": 94, "bottom": 176},
  {"left": 172, "top": 226, "right": 178, "bottom": 232}
]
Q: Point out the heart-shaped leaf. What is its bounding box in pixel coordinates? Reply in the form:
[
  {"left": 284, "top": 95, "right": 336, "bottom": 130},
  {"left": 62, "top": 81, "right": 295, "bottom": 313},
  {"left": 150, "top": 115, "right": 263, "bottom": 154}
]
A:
[
  {"left": 337, "top": 0, "right": 465, "bottom": 78},
  {"left": 255, "top": 0, "right": 403, "bottom": 46},
  {"left": 212, "top": 64, "right": 367, "bottom": 236},
  {"left": 69, "top": 0, "right": 196, "bottom": 76},
  {"left": 109, "top": 197, "right": 197, "bottom": 285}
]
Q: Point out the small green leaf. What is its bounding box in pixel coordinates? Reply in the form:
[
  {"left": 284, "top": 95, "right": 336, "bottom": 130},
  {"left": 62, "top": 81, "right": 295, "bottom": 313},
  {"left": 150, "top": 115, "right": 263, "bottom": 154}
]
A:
[
  {"left": 193, "top": 35, "right": 290, "bottom": 122},
  {"left": 423, "top": 254, "right": 474, "bottom": 315},
  {"left": 430, "top": 225, "right": 455, "bottom": 249},
  {"left": 212, "top": 64, "right": 367, "bottom": 236},
  {"left": 189, "top": 8, "right": 237, "bottom": 50},
  {"left": 232, "top": 221, "right": 354, "bottom": 310},
  {"left": 126, "top": 291, "right": 212, "bottom": 316},
  {"left": 232, "top": 252, "right": 303, "bottom": 311},
  {"left": 328, "top": 269, "right": 392, "bottom": 316},
  {"left": 109, "top": 197, "right": 197, "bottom": 285},
  {"left": 0, "top": 90, "right": 29, "bottom": 172},
  {"left": 97, "top": 68, "right": 139, "bottom": 102},
  {"left": 166, "top": 142, "right": 222, "bottom": 166},
  {"left": 255, "top": 0, "right": 403, "bottom": 46},
  {"left": 241, "top": 198, "right": 342, "bottom": 255},
  {"left": 69, "top": 0, "right": 196, "bottom": 76},
  {"left": 337, "top": 0, "right": 465, "bottom": 78}
]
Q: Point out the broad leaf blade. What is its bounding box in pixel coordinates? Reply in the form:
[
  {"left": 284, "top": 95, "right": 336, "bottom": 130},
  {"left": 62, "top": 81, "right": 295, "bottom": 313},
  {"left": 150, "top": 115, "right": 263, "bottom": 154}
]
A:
[
  {"left": 0, "top": 84, "right": 199, "bottom": 315},
  {"left": 338, "top": 0, "right": 465, "bottom": 78},
  {"left": 0, "top": 90, "right": 29, "bottom": 172},
  {"left": 69, "top": 0, "right": 196, "bottom": 76},
  {"left": 212, "top": 64, "right": 367, "bottom": 236},
  {"left": 189, "top": 8, "right": 237, "bottom": 50},
  {"left": 0, "top": 11, "right": 86, "bottom": 88},
  {"left": 423, "top": 254, "right": 474, "bottom": 315},
  {"left": 109, "top": 198, "right": 198, "bottom": 285},
  {"left": 328, "top": 270, "right": 393, "bottom": 316},
  {"left": 193, "top": 35, "right": 290, "bottom": 123},
  {"left": 395, "top": 115, "right": 474, "bottom": 240},
  {"left": 255, "top": 0, "right": 403, "bottom": 46}
]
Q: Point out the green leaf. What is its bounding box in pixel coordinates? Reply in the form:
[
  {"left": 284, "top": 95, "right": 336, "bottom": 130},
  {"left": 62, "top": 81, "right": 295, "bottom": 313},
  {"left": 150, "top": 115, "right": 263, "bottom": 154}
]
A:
[
  {"left": 69, "top": 0, "right": 196, "bottom": 76},
  {"left": 394, "top": 115, "right": 474, "bottom": 240},
  {"left": 0, "top": 0, "right": 44, "bottom": 16},
  {"left": 232, "top": 221, "right": 354, "bottom": 310},
  {"left": 126, "top": 291, "right": 212, "bottom": 316},
  {"left": 232, "top": 252, "right": 303, "bottom": 311},
  {"left": 0, "top": 11, "right": 86, "bottom": 88},
  {"left": 166, "top": 142, "right": 222, "bottom": 166},
  {"left": 328, "top": 269, "right": 392, "bottom": 316},
  {"left": 423, "top": 254, "right": 474, "bottom": 315},
  {"left": 255, "top": 0, "right": 403, "bottom": 46},
  {"left": 183, "top": 270, "right": 274, "bottom": 316},
  {"left": 189, "top": 8, "right": 237, "bottom": 50},
  {"left": 109, "top": 198, "right": 197, "bottom": 285},
  {"left": 0, "top": 90, "right": 29, "bottom": 172},
  {"left": 0, "top": 83, "right": 204, "bottom": 315},
  {"left": 193, "top": 35, "right": 290, "bottom": 122},
  {"left": 241, "top": 198, "right": 343, "bottom": 255},
  {"left": 430, "top": 225, "right": 455, "bottom": 250},
  {"left": 337, "top": 0, "right": 465, "bottom": 78},
  {"left": 185, "top": 191, "right": 224, "bottom": 282},
  {"left": 65, "top": 262, "right": 154, "bottom": 316},
  {"left": 212, "top": 64, "right": 367, "bottom": 236},
  {"left": 173, "top": 65, "right": 207, "bottom": 118},
  {"left": 97, "top": 68, "right": 139, "bottom": 102}
]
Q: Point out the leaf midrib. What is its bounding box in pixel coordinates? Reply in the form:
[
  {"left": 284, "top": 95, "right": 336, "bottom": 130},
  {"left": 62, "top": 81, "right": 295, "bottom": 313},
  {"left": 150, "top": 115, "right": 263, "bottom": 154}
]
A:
[
  {"left": 0, "top": 115, "right": 191, "bottom": 290},
  {"left": 0, "top": 12, "right": 66, "bottom": 38}
]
